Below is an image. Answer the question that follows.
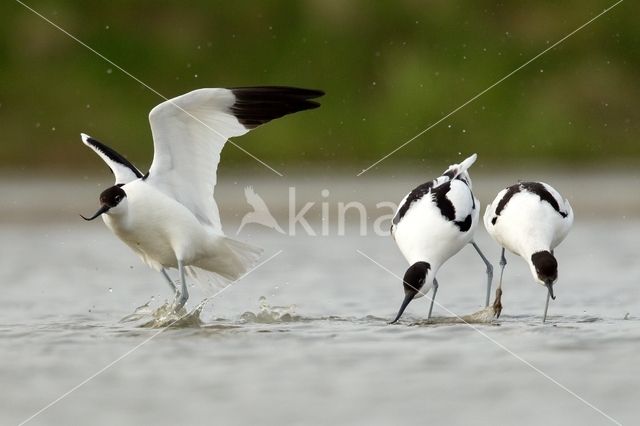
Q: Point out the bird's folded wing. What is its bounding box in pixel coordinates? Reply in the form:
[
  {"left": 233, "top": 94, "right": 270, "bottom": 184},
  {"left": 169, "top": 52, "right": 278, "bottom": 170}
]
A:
[
  {"left": 81, "top": 133, "right": 144, "bottom": 184},
  {"left": 445, "top": 180, "right": 477, "bottom": 221},
  {"left": 146, "top": 87, "right": 323, "bottom": 232}
]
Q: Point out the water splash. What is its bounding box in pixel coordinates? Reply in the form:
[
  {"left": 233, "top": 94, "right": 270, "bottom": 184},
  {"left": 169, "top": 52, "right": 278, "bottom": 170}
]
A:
[
  {"left": 240, "top": 296, "right": 299, "bottom": 324},
  {"left": 120, "top": 299, "right": 204, "bottom": 328}
]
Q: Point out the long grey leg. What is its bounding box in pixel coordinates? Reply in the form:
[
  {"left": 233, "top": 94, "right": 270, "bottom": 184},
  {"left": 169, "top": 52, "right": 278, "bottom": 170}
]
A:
[
  {"left": 161, "top": 269, "right": 178, "bottom": 294},
  {"left": 471, "top": 241, "right": 494, "bottom": 307},
  {"left": 498, "top": 248, "right": 507, "bottom": 289},
  {"left": 175, "top": 260, "right": 189, "bottom": 310},
  {"left": 493, "top": 248, "right": 507, "bottom": 318},
  {"left": 428, "top": 279, "right": 439, "bottom": 320}
]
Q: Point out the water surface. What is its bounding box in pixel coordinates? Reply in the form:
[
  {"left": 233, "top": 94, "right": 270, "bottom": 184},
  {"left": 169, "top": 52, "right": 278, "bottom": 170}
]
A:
[{"left": 1, "top": 176, "right": 639, "bottom": 426}]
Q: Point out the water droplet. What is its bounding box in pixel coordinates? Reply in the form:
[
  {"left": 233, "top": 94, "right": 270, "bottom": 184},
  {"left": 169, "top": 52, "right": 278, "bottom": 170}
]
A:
[
  {"left": 106, "top": 68, "right": 112, "bottom": 74},
  {"left": 108, "top": 287, "right": 113, "bottom": 293},
  {"left": 105, "top": 25, "right": 110, "bottom": 30}
]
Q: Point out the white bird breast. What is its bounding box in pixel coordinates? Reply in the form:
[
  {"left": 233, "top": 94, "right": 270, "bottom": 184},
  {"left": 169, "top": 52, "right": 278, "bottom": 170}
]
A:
[{"left": 102, "top": 180, "right": 218, "bottom": 270}]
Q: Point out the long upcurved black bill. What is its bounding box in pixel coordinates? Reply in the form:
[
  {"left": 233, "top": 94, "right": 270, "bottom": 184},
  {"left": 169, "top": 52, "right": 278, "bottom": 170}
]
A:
[
  {"left": 389, "top": 292, "right": 416, "bottom": 324},
  {"left": 545, "top": 282, "right": 556, "bottom": 300},
  {"left": 80, "top": 204, "right": 110, "bottom": 221}
]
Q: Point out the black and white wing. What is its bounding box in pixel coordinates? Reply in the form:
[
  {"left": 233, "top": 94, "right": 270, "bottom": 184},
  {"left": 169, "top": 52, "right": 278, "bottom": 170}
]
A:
[
  {"left": 392, "top": 153, "right": 478, "bottom": 232},
  {"left": 431, "top": 179, "right": 476, "bottom": 232},
  {"left": 145, "top": 86, "right": 323, "bottom": 232},
  {"left": 486, "top": 181, "right": 570, "bottom": 227},
  {"left": 81, "top": 133, "right": 144, "bottom": 184}
]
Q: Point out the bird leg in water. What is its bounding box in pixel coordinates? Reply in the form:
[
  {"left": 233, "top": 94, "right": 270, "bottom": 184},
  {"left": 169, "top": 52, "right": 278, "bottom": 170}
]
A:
[
  {"left": 174, "top": 260, "right": 189, "bottom": 310},
  {"left": 542, "top": 282, "right": 555, "bottom": 323},
  {"left": 471, "top": 241, "right": 494, "bottom": 307},
  {"left": 492, "top": 248, "right": 507, "bottom": 318},
  {"left": 428, "top": 278, "right": 439, "bottom": 319},
  {"left": 161, "top": 269, "right": 178, "bottom": 294},
  {"left": 492, "top": 288, "right": 503, "bottom": 318}
]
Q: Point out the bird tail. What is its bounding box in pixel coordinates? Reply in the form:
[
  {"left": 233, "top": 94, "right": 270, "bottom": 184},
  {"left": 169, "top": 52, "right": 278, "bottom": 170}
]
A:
[
  {"left": 187, "top": 237, "right": 263, "bottom": 295},
  {"left": 438, "top": 153, "right": 477, "bottom": 188},
  {"left": 444, "top": 153, "right": 477, "bottom": 178},
  {"left": 457, "top": 153, "right": 477, "bottom": 174}
]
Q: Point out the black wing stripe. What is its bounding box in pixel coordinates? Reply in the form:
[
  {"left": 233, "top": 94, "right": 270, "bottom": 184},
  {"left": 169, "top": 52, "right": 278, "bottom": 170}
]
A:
[
  {"left": 493, "top": 184, "right": 521, "bottom": 220},
  {"left": 85, "top": 137, "right": 144, "bottom": 179},
  {"left": 394, "top": 179, "right": 473, "bottom": 232},
  {"left": 521, "top": 182, "right": 568, "bottom": 218},
  {"left": 492, "top": 181, "right": 567, "bottom": 225},
  {"left": 392, "top": 180, "right": 434, "bottom": 225},
  {"left": 431, "top": 181, "right": 456, "bottom": 221}
]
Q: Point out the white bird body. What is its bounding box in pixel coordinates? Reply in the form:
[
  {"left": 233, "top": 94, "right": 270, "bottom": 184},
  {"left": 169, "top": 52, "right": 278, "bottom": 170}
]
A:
[
  {"left": 483, "top": 181, "right": 573, "bottom": 320},
  {"left": 394, "top": 178, "right": 479, "bottom": 274},
  {"left": 81, "top": 86, "right": 323, "bottom": 308},
  {"left": 486, "top": 191, "right": 572, "bottom": 258},
  {"left": 102, "top": 180, "right": 214, "bottom": 270},
  {"left": 389, "top": 154, "right": 494, "bottom": 322},
  {"left": 484, "top": 181, "right": 573, "bottom": 280}
]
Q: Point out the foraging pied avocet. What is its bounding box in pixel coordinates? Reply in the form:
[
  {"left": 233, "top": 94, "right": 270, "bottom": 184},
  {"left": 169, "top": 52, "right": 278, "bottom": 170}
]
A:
[
  {"left": 483, "top": 181, "right": 573, "bottom": 322},
  {"left": 389, "top": 153, "right": 494, "bottom": 323},
  {"left": 81, "top": 87, "right": 323, "bottom": 309}
]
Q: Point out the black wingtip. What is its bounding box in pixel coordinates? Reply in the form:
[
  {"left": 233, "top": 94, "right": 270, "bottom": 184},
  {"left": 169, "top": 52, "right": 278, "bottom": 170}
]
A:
[{"left": 229, "top": 86, "right": 324, "bottom": 129}]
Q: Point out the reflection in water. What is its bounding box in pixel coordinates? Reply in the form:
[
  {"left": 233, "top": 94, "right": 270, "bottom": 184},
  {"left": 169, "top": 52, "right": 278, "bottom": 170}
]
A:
[{"left": 410, "top": 306, "right": 497, "bottom": 326}]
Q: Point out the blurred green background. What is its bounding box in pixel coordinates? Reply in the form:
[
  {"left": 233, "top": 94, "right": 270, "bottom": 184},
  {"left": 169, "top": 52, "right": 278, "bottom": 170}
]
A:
[{"left": 0, "top": 0, "right": 638, "bottom": 173}]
